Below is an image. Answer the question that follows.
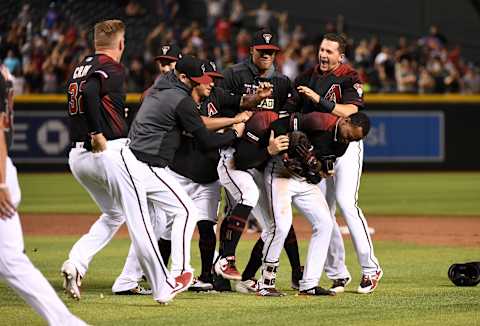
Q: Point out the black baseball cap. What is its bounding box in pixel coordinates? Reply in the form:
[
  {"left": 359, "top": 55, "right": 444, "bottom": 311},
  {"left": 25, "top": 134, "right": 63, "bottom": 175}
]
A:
[
  {"left": 252, "top": 29, "right": 280, "bottom": 51},
  {"left": 154, "top": 44, "right": 182, "bottom": 62},
  {"left": 175, "top": 55, "right": 212, "bottom": 84},
  {"left": 202, "top": 60, "right": 223, "bottom": 79}
]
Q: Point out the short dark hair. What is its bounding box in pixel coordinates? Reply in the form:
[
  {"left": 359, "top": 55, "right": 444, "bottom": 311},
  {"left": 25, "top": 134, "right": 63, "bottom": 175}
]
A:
[
  {"left": 322, "top": 33, "right": 347, "bottom": 54},
  {"left": 349, "top": 112, "right": 371, "bottom": 137}
]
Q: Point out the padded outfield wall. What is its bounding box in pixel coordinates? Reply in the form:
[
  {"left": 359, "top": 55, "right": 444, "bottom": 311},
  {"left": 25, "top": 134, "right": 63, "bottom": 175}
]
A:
[{"left": 10, "top": 94, "right": 480, "bottom": 171}]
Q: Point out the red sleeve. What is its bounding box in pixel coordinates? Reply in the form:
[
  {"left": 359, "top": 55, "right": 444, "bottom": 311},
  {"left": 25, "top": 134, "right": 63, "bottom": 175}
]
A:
[{"left": 301, "top": 112, "right": 338, "bottom": 132}]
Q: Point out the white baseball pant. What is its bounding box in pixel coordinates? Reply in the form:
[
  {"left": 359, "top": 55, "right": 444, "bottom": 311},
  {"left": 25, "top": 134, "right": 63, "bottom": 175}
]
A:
[
  {"left": 264, "top": 157, "right": 333, "bottom": 291},
  {"left": 69, "top": 139, "right": 175, "bottom": 302},
  {"left": 320, "top": 140, "right": 381, "bottom": 278},
  {"left": 113, "top": 168, "right": 220, "bottom": 292},
  {"left": 217, "top": 147, "right": 271, "bottom": 242},
  {"left": 0, "top": 157, "right": 86, "bottom": 325},
  {"left": 114, "top": 146, "right": 199, "bottom": 279}
]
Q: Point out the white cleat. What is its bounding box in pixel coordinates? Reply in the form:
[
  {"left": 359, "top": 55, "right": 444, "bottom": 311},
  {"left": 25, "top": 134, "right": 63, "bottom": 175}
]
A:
[
  {"left": 61, "top": 261, "right": 81, "bottom": 300},
  {"left": 235, "top": 279, "right": 257, "bottom": 294}
]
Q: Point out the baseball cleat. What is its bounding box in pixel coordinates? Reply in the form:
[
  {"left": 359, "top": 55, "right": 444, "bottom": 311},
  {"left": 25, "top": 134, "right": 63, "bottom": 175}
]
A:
[
  {"left": 156, "top": 272, "right": 195, "bottom": 305},
  {"left": 188, "top": 278, "right": 214, "bottom": 292},
  {"left": 299, "top": 286, "right": 336, "bottom": 296},
  {"left": 330, "top": 277, "right": 351, "bottom": 293},
  {"left": 114, "top": 285, "right": 152, "bottom": 295},
  {"left": 173, "top": 271, "right": 194, "bottom": 295},
  {"left": 61, "top": 260, "right": 81, "bottom": 300},
  {"left": 256, "top": 287, "right": 286, "bottom": 297},
  {"left": 357, "top": 269, "right": 383, "bottom": 294},
  {"left": 291, "top": 266, "right": 304, "bottom": 290},
  {"left": 214, "top": 256, "right": 242, "bottom": 281},
  {"left": 235, "top": 279, "right": 257, "bottom": 294}
]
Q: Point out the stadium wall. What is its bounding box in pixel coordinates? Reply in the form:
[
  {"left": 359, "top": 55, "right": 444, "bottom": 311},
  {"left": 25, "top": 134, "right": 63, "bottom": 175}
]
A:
[{"left": 10, "top": 94, "right": 480, "bottom": 171}]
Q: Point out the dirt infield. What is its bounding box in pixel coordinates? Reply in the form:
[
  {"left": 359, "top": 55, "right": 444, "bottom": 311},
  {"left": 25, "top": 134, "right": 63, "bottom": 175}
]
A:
[{"left": 20, "top": 214, "right": 480, "bottom": 247}]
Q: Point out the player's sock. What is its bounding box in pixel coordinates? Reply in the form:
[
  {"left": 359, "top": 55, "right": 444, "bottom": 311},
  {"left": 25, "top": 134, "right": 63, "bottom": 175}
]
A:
[
  {"left": 242, "top": 237, "right": 264, "bottom": 281},
  {"left": 158, "top": 238, "right": 171, "bottom": 266},
  {"left": 197, "top": 220, "right": 216, "bottom": 282},
  {"left": 284, "top": 225, "right": 301, "bottom": 273},
  {"left": 220, "top": 203, "right": 252, "bottom": 257}
]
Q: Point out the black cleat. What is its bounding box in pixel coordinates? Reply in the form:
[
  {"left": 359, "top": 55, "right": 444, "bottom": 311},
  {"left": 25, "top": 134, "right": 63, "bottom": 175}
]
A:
[{"left": 299, "top": 286, "right": 336, "bottom": 296}]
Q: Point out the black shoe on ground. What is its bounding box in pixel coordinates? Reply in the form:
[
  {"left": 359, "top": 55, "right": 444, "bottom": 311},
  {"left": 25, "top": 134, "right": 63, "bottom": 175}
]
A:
[{"left": 299, "top": 286, "right": 335, "bottom": 296}]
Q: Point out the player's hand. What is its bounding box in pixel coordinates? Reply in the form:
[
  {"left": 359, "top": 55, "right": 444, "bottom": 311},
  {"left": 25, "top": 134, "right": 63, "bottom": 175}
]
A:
[
  {"left": 234, "top": 111, "right": 253, "bottom": 123},
  {"left": 91, "top": 133, "right": 108, "bottom": 153},
  {"left": 256, "top": 82, "right": 273, "bottom": 100},
  {"left": 0, "top": 186, "right": 16, "bottom": 219},
  {"left": 297, "top": 86, "right": 320, "bottom": 103},
  {"left": 267, "top": 130, "right": 289, "bottom": 155},
  {"left": 232, "top": 122, "right": 245, "bottom": 138}
]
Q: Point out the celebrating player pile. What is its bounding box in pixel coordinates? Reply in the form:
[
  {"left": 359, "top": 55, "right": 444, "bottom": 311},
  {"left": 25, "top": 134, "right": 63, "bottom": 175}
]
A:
[{"left": 60, "top": 19, "right": 382, "bottom": 307}]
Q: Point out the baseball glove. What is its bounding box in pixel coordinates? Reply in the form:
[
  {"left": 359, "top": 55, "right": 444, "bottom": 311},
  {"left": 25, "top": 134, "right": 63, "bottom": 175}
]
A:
[{"left": 282, "top": 131, "right": 322, "bottom": 183}]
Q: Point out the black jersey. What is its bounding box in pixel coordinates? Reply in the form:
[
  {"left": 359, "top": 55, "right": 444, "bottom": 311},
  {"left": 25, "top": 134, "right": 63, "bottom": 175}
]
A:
[
  {"left": 67, "top": 54, "right": 128, "bottom": 143},
  {"left": 170, "top": 87, "right": 241, "bottom": 184},
  {"left": 0, "top": 71, "right": 13, "bottom": 150},
  {"left": 295, "top": 63, "right": 364, "bottom": 113},
  {"left": 221, "top": 59, "right": 297, "bottom": 114}
]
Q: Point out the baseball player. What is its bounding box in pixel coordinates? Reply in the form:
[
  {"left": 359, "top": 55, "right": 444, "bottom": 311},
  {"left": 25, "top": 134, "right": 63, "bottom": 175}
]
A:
[
  {"left": 122, "top": 55, "right": 245, "bottom": 286},
  {"left": 258, "top": 118, "right": 337, "bottom": 296},
  {"left": 112, "top": 60, "right": 263, "bottom": 293},
  {"left": 214, "top": 30, "right": 304, "bottom": 294},
  {"left": 61, "top": 20, "right": 183, "bottom": 304},
  {"left": 0, "top": 65, "right": 87, "bottom": 325},
  {"left": 111, "top": 44, "right": 183, "bottom": 295},
  {"left": 295, "top": 33, "right": 382, "bottom": 294},
  {"left": 154, "top": 44, "right": 182, "bottom": 75}
]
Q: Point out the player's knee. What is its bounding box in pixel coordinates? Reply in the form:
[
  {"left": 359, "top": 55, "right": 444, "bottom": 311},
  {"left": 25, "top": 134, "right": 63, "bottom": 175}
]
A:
[
  {"left": 336, "top": 196, "right": 357, "bottom": 212},
  {"left": 311, "top": 215, "right": 333, "bottom": 235}
]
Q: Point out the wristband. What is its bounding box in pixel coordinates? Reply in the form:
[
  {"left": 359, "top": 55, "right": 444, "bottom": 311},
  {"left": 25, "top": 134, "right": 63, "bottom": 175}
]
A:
[{"left": 318, "top": 97, "right": 335, "bottom": 113}]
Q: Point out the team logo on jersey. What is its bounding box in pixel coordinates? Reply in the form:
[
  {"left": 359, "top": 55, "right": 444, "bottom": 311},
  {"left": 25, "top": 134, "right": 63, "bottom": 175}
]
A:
[
  {"left": 207, "top": 102, "right": 218, "bottom": 116},
  {"left": 353, "top": 83, "right": 364, "bottom": 97},
  {"left": 324, "top": 84, "right": 342, "bottom": 103},
  {"left": 162, "top": 46, "right": 170, "bottom": 55},
  {"left": 263, "top": 33, "right": 272, "bottom": 44}
]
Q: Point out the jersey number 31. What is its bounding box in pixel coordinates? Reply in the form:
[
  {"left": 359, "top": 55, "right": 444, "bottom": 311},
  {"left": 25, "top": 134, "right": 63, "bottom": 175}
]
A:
[{"left": 68, "top": 81, "right": 86, "bottom": 115}]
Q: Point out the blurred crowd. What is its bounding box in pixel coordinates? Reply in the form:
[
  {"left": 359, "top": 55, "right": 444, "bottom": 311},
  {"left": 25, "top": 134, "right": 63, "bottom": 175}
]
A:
[{"left": 1, "top": 0, "right": 479, "bottom": 94}]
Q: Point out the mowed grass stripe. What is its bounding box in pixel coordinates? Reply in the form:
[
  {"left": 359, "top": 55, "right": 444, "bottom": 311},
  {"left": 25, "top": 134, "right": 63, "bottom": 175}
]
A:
[
  {"left": 18, "top": 172, "right": 480, "bottom": 216},
  {"left": 0, "top": 238, "right": 478, "bottom": 325}
]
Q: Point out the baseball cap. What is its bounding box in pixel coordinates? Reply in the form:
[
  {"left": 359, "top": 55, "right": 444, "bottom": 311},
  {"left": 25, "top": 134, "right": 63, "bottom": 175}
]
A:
[
  {"left": 154, "top": 44, "right": 182, "bottom": 62},
  {"left": 252, "top": 29, "right": 280, "bottom": 51},
  {"left": 175, "top": 55, "right": 213, "bottom": 84},
  {"left": 202, "top": 60, "right": 223, "bottom": 79}
]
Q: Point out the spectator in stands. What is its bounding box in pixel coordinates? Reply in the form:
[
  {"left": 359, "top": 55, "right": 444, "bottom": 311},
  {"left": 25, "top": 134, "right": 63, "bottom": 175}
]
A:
[
  {"left": 3, "top": 50, "right": 20, "bottom": 75},
  {"left": 0, "top": 0, "right": 478, "bottom": 95},
  {"left": 418, "top": 66, "right": 435, "bottom": 94},
  {"left": 395, "top": 57, "right": 417, "bottom": 93},
  {"left": 461, "top": 66, "right": 480, "bottom": 94}
]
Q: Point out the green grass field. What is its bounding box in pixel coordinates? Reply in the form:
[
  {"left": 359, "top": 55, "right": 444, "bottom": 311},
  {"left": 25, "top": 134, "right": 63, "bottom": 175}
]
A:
[
  {"left": 1, "top": 172, "right": 479, "bottom": 325},
  {"left": 17, "top": 172, "right": 480, "bottom": 215},
  {"left": 0, "top": 238, "right": 478, "bottom": 326}
]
